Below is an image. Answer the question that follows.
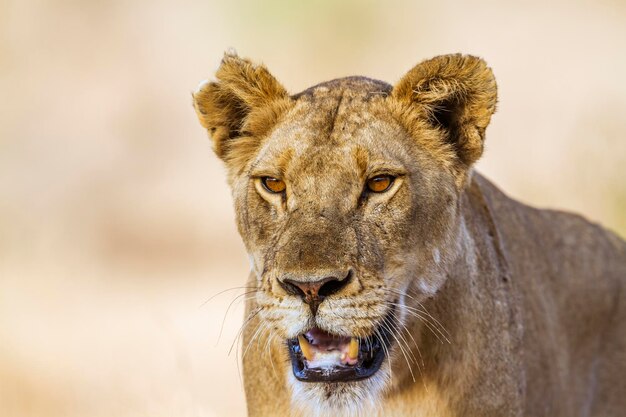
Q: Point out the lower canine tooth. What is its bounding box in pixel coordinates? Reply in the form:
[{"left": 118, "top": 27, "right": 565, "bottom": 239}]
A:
[
  {"left": 348, "top": 337, "right": 359, "bottom": 360},
  {"left": 298, "top": 335, "right": 313, "bottom": 361}
]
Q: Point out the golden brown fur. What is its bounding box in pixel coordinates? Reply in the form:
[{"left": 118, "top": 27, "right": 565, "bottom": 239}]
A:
[{"left": 193, "top": 52, "right": 626, "bottom": 417}]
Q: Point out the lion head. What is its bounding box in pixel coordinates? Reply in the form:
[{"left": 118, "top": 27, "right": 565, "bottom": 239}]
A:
[{"left": 193, "top": 52, "right": 496, "bottom": 414}]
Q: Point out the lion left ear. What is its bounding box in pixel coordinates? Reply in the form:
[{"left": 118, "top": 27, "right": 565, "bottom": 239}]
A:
[
  {"left": 192, "top": 52, "right": 291, "bottom": 163},
  {"left": 391, "top": 54, "right": 497, "bottom": 168}
]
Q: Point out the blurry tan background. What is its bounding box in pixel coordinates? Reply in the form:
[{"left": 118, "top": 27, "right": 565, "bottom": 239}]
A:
[{"left": 1, "top": 0, "right": 625, "bottom": 416}]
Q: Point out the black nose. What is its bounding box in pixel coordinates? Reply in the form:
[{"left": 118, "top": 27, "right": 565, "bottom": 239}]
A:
[{"left": 279, "top": 271, "right": 352, "bottom": 314}]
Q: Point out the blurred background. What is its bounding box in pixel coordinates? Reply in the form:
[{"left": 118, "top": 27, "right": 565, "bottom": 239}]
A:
[{"left": 1, "top": 0, "right": 625, "bottom": 416}]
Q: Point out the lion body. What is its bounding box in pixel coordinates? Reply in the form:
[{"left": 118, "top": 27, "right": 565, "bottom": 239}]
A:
[{"left": 193, "top": 53, "right": 626, "bottom": 416}]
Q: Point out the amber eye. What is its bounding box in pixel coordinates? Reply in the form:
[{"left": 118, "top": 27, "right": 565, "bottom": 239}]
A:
[
  {"left": 366, "top": 175, "right": 394, "bottom": 193},
  {"left": 261, "top": 177, "right": 286, "bottom": 193}
]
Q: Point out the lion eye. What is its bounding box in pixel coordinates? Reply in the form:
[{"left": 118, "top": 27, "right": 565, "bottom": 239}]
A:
[
  {"left": 261, "top": 177, "right": 286, "bottom": 193},
  {"left": 366, "top": 175, "right": 394, "bottom": 193}
]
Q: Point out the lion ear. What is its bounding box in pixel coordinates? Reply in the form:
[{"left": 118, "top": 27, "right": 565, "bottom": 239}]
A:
[
  {"left": 192, "top": 52, "right": 290, "bottom": 161},
  {"left": 391, "top": 54, "right": 497, "bottom": 167}
]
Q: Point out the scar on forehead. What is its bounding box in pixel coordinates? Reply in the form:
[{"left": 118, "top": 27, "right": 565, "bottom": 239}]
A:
[{"left": 353, "top": 147, "right": 370, "bottom": 178}]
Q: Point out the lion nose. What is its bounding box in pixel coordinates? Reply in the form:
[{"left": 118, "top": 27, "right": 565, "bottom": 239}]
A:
[{"left": 279, "top": 271, "right": 352, "bottom": 314}]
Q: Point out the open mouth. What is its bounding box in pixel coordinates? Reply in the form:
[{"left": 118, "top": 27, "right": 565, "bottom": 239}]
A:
[{"left": 287, "top": 311, "right": 394, "bottom": 383}]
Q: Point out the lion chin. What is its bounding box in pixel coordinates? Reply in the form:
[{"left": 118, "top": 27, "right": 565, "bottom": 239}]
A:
[
  {"left": 194, "top": 52, "right": 626, "bottom": 417},
  {"left": 287, "top": 365, "right": 391, "bottom": 417}
]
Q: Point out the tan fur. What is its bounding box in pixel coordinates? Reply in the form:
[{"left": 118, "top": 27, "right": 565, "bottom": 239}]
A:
[{"left": 193, "top": 53, "right": 626, "bottom": 417}]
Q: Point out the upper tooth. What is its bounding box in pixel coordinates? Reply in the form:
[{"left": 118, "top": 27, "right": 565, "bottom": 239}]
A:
[
  {"left": 348, "top": 337, "right": 359, "bottom": 360},
  {"left": 298, "top": 335, "right": 313, "bottom": 361}
]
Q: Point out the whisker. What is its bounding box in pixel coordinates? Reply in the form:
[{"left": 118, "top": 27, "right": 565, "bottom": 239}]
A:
[
  {"left": 374, "top": 327, "right": 393, "bottom": 382},
  {"left": 200, "top": 285, "right": 259, "bottom": 308},
  {"left": 229, "top": 307, "right": 262, "bottom": 356},
  {"left": 386, "top": 301, "right": 451, "bottom": 344},
  {"left": 380, "top": 316, "right": 417, "bottom": 383},
  {"left": 242, "top": 320, "right": 268, "bottom": 361},
  {"left": 396, "top": 308, "right": 447, "bottom": 345},
  {"left": 388, "top": 310, "right": 424, "bottom": 368},
  {"left": 264, "top": 330, "right": 280, "bottom": 381},
  {"left": 382, "top": 286, "right": 424, "bottom": 302},
  {"left": 389, "top": 310, "right": 425, "bottom": 369},
  {"left": 413, "top": 301, "right": 451, "bottom": 339},
  {"left": 381, "top": 315, "right": 419, "bottom": 366},
  {"left": 382, "top": 287, "right": 452, "bottom": 340},
  {"left": 216, "top": 290, "right": 259, "bottom": 346},
  {"left": 387, "top": 308, "right": 433, "bottom": 393}
]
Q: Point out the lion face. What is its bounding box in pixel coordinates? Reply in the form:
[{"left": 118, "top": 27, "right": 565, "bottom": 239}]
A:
[{"left": 193, "top": 53, "right": 496, "bottom": 412}]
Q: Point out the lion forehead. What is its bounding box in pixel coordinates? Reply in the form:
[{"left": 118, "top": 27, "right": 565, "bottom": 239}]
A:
[{"left": 254, "top": 88, "right": 410, "bottom": 176}]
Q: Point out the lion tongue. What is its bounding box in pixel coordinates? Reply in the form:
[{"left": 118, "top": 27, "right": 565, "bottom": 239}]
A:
[{"left": 298, "top": 328, "right": 359, "bottom": 368}]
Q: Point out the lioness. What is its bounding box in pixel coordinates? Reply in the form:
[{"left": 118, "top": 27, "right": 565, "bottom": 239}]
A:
[{"left": 193, "top": 53, "right": 626, "bottom": 417}]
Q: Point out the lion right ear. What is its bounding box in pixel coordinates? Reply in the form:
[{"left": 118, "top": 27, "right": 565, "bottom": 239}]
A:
[
  {"left": 391, "top": 54, "right": 497, "bottom": 169},
  {"left": 192, "top": 52, "right": 291, "bottom": 162}
]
